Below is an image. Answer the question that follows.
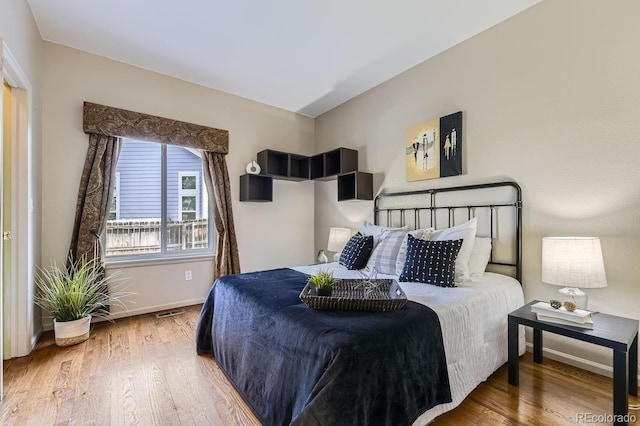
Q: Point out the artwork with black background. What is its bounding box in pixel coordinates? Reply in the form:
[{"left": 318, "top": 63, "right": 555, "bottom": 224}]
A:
[{"left": 439, "top": 111, "right": 462, "bottom": 177}]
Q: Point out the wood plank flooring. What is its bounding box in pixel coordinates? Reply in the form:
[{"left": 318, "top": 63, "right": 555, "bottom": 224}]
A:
[{"left": 1, "top": 304, "right": 638, "bottom": 425}]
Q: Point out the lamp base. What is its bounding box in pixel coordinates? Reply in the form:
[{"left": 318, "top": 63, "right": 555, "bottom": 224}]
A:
[{"left": 556, "top": 287, "right": 588, "bottom": 310}]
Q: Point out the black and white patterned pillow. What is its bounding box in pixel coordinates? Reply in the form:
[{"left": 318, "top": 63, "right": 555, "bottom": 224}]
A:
[
  {"left": 339, "top": 233, "right": 374, "bottom": 270},
  {"left": 399, "top": 235, "right": 463, "bottom": 287}
]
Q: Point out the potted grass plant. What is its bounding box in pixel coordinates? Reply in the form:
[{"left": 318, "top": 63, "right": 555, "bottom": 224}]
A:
[
  {"left": 34, "top": 256, "right": 130, "bottom": 347},
  {"left": 309, "top": 270, "right": 337, "bottom": 297}
]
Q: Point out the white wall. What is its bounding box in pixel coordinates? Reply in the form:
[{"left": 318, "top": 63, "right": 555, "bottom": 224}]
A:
[
  {"left": 0, "top": 0, "right": 42, "bottom": 79},
  {"left": 315, "top": 0, "right": 640, "bottom": 373},
  {"left": 42, "top": 43, "right": 315, "bottom": 321}
]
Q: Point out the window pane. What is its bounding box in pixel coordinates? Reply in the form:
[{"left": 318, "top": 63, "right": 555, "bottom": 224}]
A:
[
  {"left": 106, "top": 140, "right": 162, "bottom": 256},
  {"left": 167, "top": 146, "right": 209, "bottom": 252},
  {"left": 182, "top": 175, "right": 196, "bottom": 190},
  {"left": 182, "top": 196, "right": 196, "bottom": 211}
]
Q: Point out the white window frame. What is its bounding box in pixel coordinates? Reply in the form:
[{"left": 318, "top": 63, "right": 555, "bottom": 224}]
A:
[
  {"left": 109, "top": 172, "right": 120, "bottom": 220},
  {"left": 178, "top": 171, "right": 199, "bottom": 221}
]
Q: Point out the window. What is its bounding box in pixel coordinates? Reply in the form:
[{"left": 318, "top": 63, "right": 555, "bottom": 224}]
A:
[{"left": 105, "top": 139, "right": 212, "bottom": 258}]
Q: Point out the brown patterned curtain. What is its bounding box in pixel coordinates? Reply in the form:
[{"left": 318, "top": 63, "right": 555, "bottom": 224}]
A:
[
  {"left": 78, "top": 101, "right": 239, "bottom": 280},
  {"left": 202, "top": 151, "right": 240, "bottom": 280},
  {"left": 69, "top": 134, "right": 121, "bottom": 265}
]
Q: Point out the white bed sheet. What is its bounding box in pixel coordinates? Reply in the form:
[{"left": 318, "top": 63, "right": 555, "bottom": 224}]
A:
[{"left": 293, "top": 262, "right": 526, "bottom": 425}]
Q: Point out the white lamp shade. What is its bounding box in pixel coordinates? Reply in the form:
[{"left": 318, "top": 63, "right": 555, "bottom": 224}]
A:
[
  {"left": 541, "top": 237, "right": 607, "bottom": 289},
  {"left": 327, "top": 227, "right": 352, "bottom": 252}
]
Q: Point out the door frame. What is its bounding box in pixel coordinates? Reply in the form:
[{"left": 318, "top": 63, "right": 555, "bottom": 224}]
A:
[{"left": 1, "top": 40, "right": 36, "bottom": 360}]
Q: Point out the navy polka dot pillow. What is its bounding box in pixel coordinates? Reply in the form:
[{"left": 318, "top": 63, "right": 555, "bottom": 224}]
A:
[
  {"left": 399, "top": 235, "right": 463, "bottom": 287},
  {"left": 339, "top": 233, "right": 374, "bottom": 270}
]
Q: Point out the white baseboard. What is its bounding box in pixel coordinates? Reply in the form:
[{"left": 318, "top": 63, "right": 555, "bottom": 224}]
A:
[
  {"left": 107, "top": 298, "right": 205, "bottom": 321},
  {"left": 525, "top": 342, "right": 640, "bottom": 383},
  {"left": 41, "top": 298, "right": 206, "bottom": 332},
  {"left": 31, "top": 329, "right": 42, "bottom": 352}
]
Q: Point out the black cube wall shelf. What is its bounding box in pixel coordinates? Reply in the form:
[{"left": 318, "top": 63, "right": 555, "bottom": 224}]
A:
[
  {"left": 310, "top": 148, "right": 358, "bottom": 180},
  {"left": 257, "top": 149, "right": 309, "bottom": 181},
  {"left": 337, "top": 171, "right": 373, "bottom": 201},
  {"left": 240, "top": 174, "right": 273, "bottom": 202},
  {"left": 288, "top": 154, "right": 310, "bottom": 180},
  {"left": 241, "top": 147, "right": 371, "bottom": 202}
]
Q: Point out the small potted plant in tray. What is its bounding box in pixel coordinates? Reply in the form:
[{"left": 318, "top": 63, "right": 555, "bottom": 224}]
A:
[{"left": 309, "top": 270, "right": 337, "bottom": 297}]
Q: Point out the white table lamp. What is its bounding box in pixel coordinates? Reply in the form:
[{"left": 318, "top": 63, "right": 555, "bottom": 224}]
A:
[
  {"left": 327, "top": 227, "right": 352, "bottom": 261},
  {"left": 541, "top": 237, "right": 607, "bottom": 310}
]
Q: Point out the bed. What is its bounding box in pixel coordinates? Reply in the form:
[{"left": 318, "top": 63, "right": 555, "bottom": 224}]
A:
[{"left": 197, "top": 181, "right": 526, "bottom": 425}]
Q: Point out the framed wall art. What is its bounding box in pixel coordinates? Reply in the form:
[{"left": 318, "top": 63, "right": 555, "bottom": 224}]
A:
[{"left": 406, "top": 111, "right": 462, "bottom": 182}]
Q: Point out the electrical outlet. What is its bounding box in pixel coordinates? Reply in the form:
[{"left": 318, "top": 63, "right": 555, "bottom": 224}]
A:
[{"left": 185, "top": 270, "right": 192, "bottom": 281}]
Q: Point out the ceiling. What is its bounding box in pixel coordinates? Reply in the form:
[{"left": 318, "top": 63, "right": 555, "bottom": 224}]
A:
[{"left": 27, "top": 0, "right": 540, "bottom": 117}]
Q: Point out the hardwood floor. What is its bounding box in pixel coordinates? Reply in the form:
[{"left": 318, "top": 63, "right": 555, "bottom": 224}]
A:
[
  {"left": 433, "top": 355, "right": 640, "bottom": 426},
  {"left": 1, "top": 305, "right": 638, "bottom": 425}
]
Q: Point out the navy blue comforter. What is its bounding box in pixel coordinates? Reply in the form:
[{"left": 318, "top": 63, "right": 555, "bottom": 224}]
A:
[{"left": 196, "top": 268, "right": 451, "bottom": 426}]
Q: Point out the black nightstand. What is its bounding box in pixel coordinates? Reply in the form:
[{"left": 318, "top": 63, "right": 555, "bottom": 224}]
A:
[{"left": 508, "top": 300, "right": 638, "bottom": 426}]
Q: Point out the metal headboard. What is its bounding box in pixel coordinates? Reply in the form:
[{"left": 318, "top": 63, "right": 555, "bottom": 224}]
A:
[{"left": 374, "top": 181, "right": 522, "bottom": 282}]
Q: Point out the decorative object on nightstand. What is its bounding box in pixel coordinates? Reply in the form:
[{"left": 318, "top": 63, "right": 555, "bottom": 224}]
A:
[
  {"left": 316, "top": 249, "right": 328, "bottom": 264},
  {"left": 327, "top": 227, "right": 352, "bottom": 261},
  {"left": 530, "top": 300, "right": 594, "bottom": 328},
  {"left": 541, "top": 237, "right": 607, "bottom": 310}
]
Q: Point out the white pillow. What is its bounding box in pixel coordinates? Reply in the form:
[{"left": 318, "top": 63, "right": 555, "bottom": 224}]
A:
[
  {"left": 422, "top": 217, "right": 477, "bottom": 281},
  {"left": 395, "top": 228, "right": 433, "bottom": 275},
  {"left": 361, "top": 220, "right": 407, "bottom": 247},
  {"left": 365, "top": 228, "right": 408, "bottom": 275},
  {"left": 468, "top": 237, "right": 492, "bottom": 277}
]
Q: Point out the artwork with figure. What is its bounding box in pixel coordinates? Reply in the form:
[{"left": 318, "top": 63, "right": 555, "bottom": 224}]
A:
[
  {"left": 405, "top": 118, "right": 440, "bottom": 181},
  {"left": 406, "top": 111, "right": 462, "bottom": 181}
]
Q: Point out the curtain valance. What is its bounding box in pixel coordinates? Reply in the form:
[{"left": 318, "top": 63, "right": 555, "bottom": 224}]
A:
[{"left": 83, "top": 102, "right": 229, "bottom": 154}]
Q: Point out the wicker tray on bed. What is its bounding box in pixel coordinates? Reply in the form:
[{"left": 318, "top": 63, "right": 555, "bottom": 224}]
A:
[{"left": 299, "top": 279, "right": 407, "bottom": 311}]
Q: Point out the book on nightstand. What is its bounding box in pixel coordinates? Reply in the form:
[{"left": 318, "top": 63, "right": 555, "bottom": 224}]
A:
[
  {"left": 535, "top": 313, "right": 594, "bottom": 329},
  {"left": 531, "top": 301, "right": 592, "bottom": 323}
]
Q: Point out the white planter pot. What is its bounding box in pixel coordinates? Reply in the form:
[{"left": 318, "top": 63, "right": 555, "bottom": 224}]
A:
[{"left": 54, "top": 315, "right": 91, "bottom": 347}]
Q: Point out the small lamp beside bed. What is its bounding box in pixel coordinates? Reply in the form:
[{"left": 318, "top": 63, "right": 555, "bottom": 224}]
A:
[
  {"left": 327, "top": 227, "right": 352, "bottom": 262},
  {"left": 541, "top": 237, "right": 608, "bottom": 310}
]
